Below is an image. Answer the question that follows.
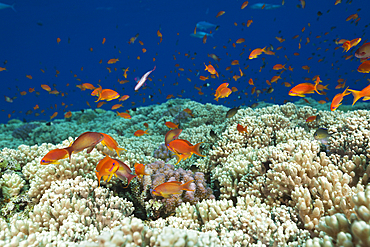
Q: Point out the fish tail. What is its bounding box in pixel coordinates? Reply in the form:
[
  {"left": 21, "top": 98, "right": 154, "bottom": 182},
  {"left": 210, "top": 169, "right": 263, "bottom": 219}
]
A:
[
  {"left": 343, "top": 86, "right": 351, "bottom": 96},
  {"left": 63, "top": 146, "right": 73, "bottom": 161},
  {"left": 95, "top": 171, "right": 101, "bottom": 187},
  {"left": 314, "top": 79, "right": 321, "bottom": 95},
  {"left": 116, "top": 147, "right": 126, "bottom": 157},
  {"left": 11, "top": 3, "right": 16, "bottom": 12},
  {"left": 348, "top": 89, "right": 363, "bottom": 106},
  {"left": 192, "top": 142, "right": 205, "bottom": 157},
  {"left": 122, "top": 174, "right": 137, "bottom": 188},
  {"left": 181, "top": 180, "right": 195, "bottom": 191}
]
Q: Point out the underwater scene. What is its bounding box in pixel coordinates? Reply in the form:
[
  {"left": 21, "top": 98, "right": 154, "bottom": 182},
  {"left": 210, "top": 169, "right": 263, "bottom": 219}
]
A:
[{"left": 1, "top": 0, "right": 370, "bottom": 246}]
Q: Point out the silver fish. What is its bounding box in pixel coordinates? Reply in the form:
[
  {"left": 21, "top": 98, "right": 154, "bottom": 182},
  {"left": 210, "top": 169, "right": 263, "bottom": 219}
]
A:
[
  {"left": 196, "top": 21, "right": 218, "bottom": 31},
  {"left": 190, "top": 31, "right": 214, "bottom": 39},
  {"left": 250, "top": 3, "right": 281, "bottom": 10},
  {"left": 0, "top": 2, "right": 16, "bottom": 12}
]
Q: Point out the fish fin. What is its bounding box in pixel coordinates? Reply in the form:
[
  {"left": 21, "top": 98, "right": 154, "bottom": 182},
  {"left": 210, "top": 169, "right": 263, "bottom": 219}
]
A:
[
  {"left": 347, "top": 89, "right": 362, "bottom": 106},
  {"left": 63, "top": 146, "right": 73, "bottom": 162},
  {"left": 192, "top": 142, "right": 205, "bottom": 157},
  {"left": 343, "top": 86, "right": 351, "bottom": 96},
  {"left": 314, "top": 79, "right": 321, "bottom": 95},
  {"left": 11, "top": 3, "right": 16, "bottom": 12},
  {"left": 95, "top": 171, "right": 101, "bottom": 187},
  {"left": 115, "top": 147, "right": 126, "bottom": 157},
  {"left": 181, "top": 180, "right": 195, "bottom": 191},
  {"left": 86, "top": 145, "right": 95, "bottom": 154}
]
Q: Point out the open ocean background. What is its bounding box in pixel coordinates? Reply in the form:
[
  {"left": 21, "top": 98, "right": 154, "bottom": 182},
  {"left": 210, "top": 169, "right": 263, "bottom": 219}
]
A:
[{"left": 0, "top": 0, "right": 368, "bottom": 123}]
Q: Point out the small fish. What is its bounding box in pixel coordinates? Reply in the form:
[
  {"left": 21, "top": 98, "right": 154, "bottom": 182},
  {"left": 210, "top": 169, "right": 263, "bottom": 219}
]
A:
[
  {"left": 237, "top": 124, "right": 247, "bottom": 133},
  {"left": 250, "top": 3, "right": 281, "bottom": 10},
  {"left": 210, "top": 130, "right": 218, "bottom": 138},
  {"left": 64, "top": 132, "right": 104, "bottom": 161},
  {"left": 165, "top": 129, "right": 182, "bottom": 146},
  {"left": 214, "top": 83, "right": 232, "bottom": 101},
  {"left": 134, "top": 66, "right": 156, "bottom": 91},
  {"left": 204, "top": 63, "right": 219, "bottom": 77},
  {"left": 314, "top": 128, "right": 331, "bottom": 146},
  {"left": 216, "top": 11, "right": 225, "bottom": 18},
  {"left": 331, "top": 87, "right": 350, "bottom": 111},
  {"left": 190, "top": 31, "right": 214, "bottom": 39},
  {"left": 0, "top": 2, "right": 16, "bottom": 12},
  {"left": 289, "top": 79, "right": 321, "bottom": 97},
  {"left": 165, "top": 121, "right": 179, "bottom": 129},
  {"left": 152, "top": 180, "right": 194, "bottom": 198},
  {"left": 107, "top": 58, "right": 119, "bottom": 64},
  {"left": 134, "top": 163, "right": 149, "bottom": 177},
  {"left": 95, "top": 155, "right": 120, "bottom": 187},
  {"left": 115, "top": 159, "right": 137, "bottom": 188},
  {"left": 357, "top": 60, "right": 370, "bottom": 74},
  {"left": 134, "top": 129, "right": 149, "bottom": 137},
  {"left": 167, "top": 139, "right": 205, "bottom": 157},
  {"left": 64, "top": 111, "right": 72, "bottom": 118},
  {"left": 196, "top": 21, "right": 218, "bottom": 30},
  {"left": 306, "top": 115, "right": 320, "bottom": 123},
  {"left": 226, "top": 106, "right": 240, "bottom": 118},
  {"left": 40, "top": 149, "right": 69, "bottom": 165},
  {"left": 355, "top": 42, "right": 370, "bottom": 60},
  {"left": 100, "top": 133, "right": 126, "bottom": 157},
  {"left": 116, "top": 112, "right": 131, "bottom": 119},
  {"left": 95, "top": 89, "right": 120, "bottom": 102},
  {"left": 249, "top": 47, "right": 266, "bottom": 59}
]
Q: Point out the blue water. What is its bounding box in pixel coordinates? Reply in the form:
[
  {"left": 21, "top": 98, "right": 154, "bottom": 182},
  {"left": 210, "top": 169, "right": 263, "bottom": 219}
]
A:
[{"left": 0, "top": 0, "right": 368, "bottom": 123}]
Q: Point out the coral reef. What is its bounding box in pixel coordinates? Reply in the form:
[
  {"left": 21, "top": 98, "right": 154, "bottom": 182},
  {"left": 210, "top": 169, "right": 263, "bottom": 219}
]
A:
[{"left": 1, "top": 99, "right": 370, "bottom": 246}]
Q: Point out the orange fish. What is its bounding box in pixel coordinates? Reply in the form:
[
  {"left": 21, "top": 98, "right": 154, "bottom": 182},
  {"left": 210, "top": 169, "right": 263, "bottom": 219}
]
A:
[
  {"left": 214, "top": 83, "right": 232, "bottom": 101},
  {"left": 167, "top": 139, "right": 204, "bottom": 157},
  {"left": 124, "top": 67, "right": 129, "bottom": 78},
  {"left": 273, "top": 64, "right": 286, "bottom": 70},
  {"left": 288, "top": 79, "right": 321, "bottom": 97},
  {"left": 115, "top": 159, "right": 137, "bottom": 188},
  {"left": 348, "top": 84, "right": 370, "bottom": 106},
  {"left": 306, "top": 115, "right": 319, "bottom": 123},
  {"left": 40, "top": 149, "right": 68, "bottom": 165},
  {"left": 165, "top": 121, "right": 179, "bottom": 129},
  {"left": 95, "top": 89, "right": 120, "bottom": 102},
  {"left": 183, "top": 108, "right": 193, "bottom": 116},
  {"left": 216, "top": 11, "right": 225, "bottom": 18},
  {"left": 247, "top": 19, "right": 253, "bottom": 27},
  {"left": 100, "top": 133, "right": 126, "bottom": 157},
  {"left": 202, "top": 34, "right": 207, "bottom": 44},
  {"left": 111, "top": 104, "right": 123, "bottom": 110},
  {"left": 26, "top": 75, "right": 32, "bottom": 79},
  {"left": 248, "top": 78, "right": 254, "bottom": 85},
  {"left": 118, "top": 95, "right": 130, "bottom": 101},
  {"left": 241, "top": 1, "right": 249, "bottom": 9},
  {"left": 0, "top": 67, "right": 7, "bottom": 71},
  {"left": 107, "top": 58, "right": 119, "bottom": 64},
  {"left": 357, "top": 60, "right": 370, "bottom": 73},
  {"left": 82, "top": 83, "right": 95, "bottom": 90},
  {"left": 91, "top": 84, "right": 102, "bottom": 96},
  {"left": 50, "top": 112, "right": 58, "bottom": 120},
  {"left": 41, "top": 84, "right": 51, "bottom": 92},
  {"left": 102, "top": 37, "right": 106, "bottom": 44},
  {"left": 237, "top": 124, "right": 247, "bottom": 133},
  {"left": 57, "top": 37, "right": 61, "bottom": 44},
  {"left": 165, "top": 129, "right": 182, "bottom": 146},
  {"left": 95, "top": 155, "right": 120, "bottom": 187},
  {"left": 199, "top": 76, "right": 209, "bottom": 81},
  {"left": 204, "top": 63, "right": 219, "bottom": 77},
  {"left": 152, "top": 180, "right": 194, "bottom": 198},
  {"left": 116, "top": 112, "right": 131, "bottom": 119},
  {"left": 173, "top": 152, "right": 193, "bottom": 165},
  {"left": 134, "top": 129, "right": 149, "bottom": 137},
  {"left": 64, "top": 132, "right": 104, "bottom": 161},
  {"left": 330, "top": 87, "right": 350, "bottom": 111},
  {"left": 134, "top": 163, "right": 149, "bottom": 177},
  {"left": 236, "top": 38, "right": 245, "bottom": 44},
  {"left": 249, "top": 47, "right": 266, "bottom": 59},
  {"left": 64, "top": 111, "right": 72, "bottom": 118}
]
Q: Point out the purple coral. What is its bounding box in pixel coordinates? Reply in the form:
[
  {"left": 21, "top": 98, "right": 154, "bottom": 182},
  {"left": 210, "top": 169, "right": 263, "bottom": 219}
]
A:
[
  {"left": 146, "top": 160, "right": 214, "bottom": 214},
  {"left": 153, "top": 143, "right": 175, "bottom": 162},
  {"left": 173, "top": 110, "right": 191, "bottom": 125}
]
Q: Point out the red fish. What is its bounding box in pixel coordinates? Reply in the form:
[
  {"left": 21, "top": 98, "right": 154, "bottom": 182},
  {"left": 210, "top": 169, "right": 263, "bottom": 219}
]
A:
[
  {"left": 40, "top": 149, "right": 68, "bottom": 165},
  {"left": 165, "top": 121, "right": 179, "bottom": 129},
  {"left": 167, "top": 139, "right": 204, "bottom": 157},
  {"left": 165, "top": 129, "right": 182, "bottom": 146},
  {"left": 64, "top": 132, "right": 104, "bottom": 161},
  {"left": 134, "top": 163, "right": 149, "bottom": 177},
  {"left": 204, "top": 63, "right": 219, "bottom": 77},
  {"left": 134, "top": 129, "right": 149, "bottom": 137},
  {"left": 331, "top": 87, "right": 350, "bottom": 111},
  {"left": 115, "top": 159, "right": 137, "bottom": 188},
  {"left": 214, "top": 83, "right": 232, "bottom": 101},
  {"left": 348, "top": 84, "right": 370, "bottom": 106},
  {"left": 95, "top": 155, "right": 120, "bottom": 187},
  {"left": 288, "top": 79, "right": 321, "bottom": 97},
  {"left": 100, "top": 133, "right": 126, "bottom": 157},
  {"left": 95, "top": 89, "right": 120, "bottom": 102},
  {"left": 152, "top": 180, "right": 194, "bottom": 198}
]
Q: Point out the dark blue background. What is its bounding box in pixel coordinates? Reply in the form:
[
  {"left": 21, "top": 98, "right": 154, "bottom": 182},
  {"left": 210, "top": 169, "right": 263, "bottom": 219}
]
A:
[{"left": 0, "top": 0, "right": 368, "bottom": 123}]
